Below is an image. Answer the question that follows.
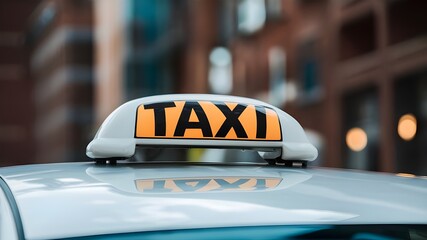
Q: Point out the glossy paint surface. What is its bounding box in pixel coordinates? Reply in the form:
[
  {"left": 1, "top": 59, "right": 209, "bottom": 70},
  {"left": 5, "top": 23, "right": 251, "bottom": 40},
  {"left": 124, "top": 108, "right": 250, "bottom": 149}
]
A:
[{"left": 1, "top": 162, "right": 426, "bottom": 240}]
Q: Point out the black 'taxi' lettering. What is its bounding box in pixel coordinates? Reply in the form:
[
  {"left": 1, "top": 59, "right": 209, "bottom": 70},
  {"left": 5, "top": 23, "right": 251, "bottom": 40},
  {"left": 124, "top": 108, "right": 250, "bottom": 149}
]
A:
[
  {"left": 144, "top": 102, "right": 176, "bottom": 136},
  {"left": 215, "top": 103, "right": 248, "bottom": 138},
  {"left": 174, "top": 101, "right": 213, "bottom": 137},
  {"left": 255, "top": 106, "right": 267, "bottom": 138}
]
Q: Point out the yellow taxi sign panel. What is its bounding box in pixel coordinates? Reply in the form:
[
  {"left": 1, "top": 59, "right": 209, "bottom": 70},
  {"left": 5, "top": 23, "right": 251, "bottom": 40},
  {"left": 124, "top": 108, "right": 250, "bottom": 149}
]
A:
[
  {"left": 135, "top": 101, "right": 282, "bottom": 141},
  {"left": 135, "top": 177, "right": 282, "bottom": 193}
]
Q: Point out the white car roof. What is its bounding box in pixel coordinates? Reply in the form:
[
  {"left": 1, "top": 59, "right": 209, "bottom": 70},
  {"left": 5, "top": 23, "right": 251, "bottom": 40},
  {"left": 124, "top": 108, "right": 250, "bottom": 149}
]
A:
[{"left": 1, "top": 162, "right": 426, "bottom": 240}]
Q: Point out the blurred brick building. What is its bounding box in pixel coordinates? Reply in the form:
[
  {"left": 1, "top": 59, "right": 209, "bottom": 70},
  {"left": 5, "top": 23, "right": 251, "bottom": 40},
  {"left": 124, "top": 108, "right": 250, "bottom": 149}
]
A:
[
  {"left": 93, "top": 0, "right": 219, "bottom": 125},
  {"left": 28, "top": 0, "right": 94, "bottom": 163},
  {"left": 207, "top": 0, "right": 427, "bottom": 174},
  {"left": 0, "top": 0, "right": 39, "bottom": 166},
  {"left": 1, "top": 0, "right": 426, "bottom": 175},
  {"left": 92, "top": 0, "right": 427, "bottom": 174},
  {"left": 324, "top": 0, "right": 427, "bottom": 175},
  {"left": 92, "top": 0, "right": 216, "bottom": 161},
  {"left": 93, "top": 0, "right": 187, "bottom": 125}
]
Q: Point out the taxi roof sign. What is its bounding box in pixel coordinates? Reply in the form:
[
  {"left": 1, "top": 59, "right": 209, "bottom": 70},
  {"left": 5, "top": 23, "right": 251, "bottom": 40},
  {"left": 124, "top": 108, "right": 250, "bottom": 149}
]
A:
[{"left": 86, "top": 94, "right": 318, "bottom": 162}]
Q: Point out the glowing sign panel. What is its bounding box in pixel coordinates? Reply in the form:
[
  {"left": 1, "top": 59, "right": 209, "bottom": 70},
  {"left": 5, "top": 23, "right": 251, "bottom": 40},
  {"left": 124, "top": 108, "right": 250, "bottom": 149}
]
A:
[{"left": 135, "top": 101, "right": 282, "bottom": 141}]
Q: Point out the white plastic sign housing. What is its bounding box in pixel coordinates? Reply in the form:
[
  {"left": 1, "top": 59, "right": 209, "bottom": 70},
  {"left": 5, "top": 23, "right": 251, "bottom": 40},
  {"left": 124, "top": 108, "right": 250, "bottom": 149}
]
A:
[{"left": 86, "top": 94, "right": 318, "bottom": 161}]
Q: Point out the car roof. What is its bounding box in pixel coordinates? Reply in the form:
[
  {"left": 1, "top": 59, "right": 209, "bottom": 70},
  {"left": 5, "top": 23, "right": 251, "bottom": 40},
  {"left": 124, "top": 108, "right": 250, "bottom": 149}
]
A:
[{"left": 1, "top": 162, "right": 427, "bottom": 240}]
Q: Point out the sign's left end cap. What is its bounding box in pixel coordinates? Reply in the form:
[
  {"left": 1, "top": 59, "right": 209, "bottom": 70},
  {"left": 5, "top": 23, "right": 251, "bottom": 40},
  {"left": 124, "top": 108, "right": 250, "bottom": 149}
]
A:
[{"left": 86, "top": 138, "right": 136, "bottom": 159}]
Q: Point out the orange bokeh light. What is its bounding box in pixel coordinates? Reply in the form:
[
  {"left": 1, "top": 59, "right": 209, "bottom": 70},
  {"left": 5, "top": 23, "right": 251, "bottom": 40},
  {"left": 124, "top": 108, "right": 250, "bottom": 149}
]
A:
[
  {"left": 398, "top": 114, "right": 417, "bottom": 141},
  {"left": 346, "top": 127, "right": 368, "bottom": 152}
]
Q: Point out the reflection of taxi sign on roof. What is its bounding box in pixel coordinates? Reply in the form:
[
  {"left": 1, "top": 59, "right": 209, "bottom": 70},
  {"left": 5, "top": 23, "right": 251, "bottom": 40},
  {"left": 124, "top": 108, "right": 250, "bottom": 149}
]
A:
[
  {"left": 87, "top": 94, "right": 317, "bottom": 163},
  {"left": 135, "top": 177, "right": 282, "bottom": 193}
]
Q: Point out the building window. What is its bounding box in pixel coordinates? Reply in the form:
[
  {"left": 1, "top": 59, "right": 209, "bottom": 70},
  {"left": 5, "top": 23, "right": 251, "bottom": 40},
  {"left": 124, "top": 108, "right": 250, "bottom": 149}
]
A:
[
  {"left": 237, "top": 0, "right": 266, "bottom": 35},
  {"left": 339, "top": 12, "right": 376, "bottom": 60},
  {"left": 268, "top": 47, "right": 286, "bottom": 107},
  {"left": 209, "top": 47, "right": 233, "bottom": 94},
  {"left": 387, "top": 0, "right": 427, "bottom": 45},
  {"left": 127, "top": 0, "right": 172, "bottom": 46},
  {"left": 395, "top": 71, "right": 427, "bottom": 175},
  {"left": 218, "top": 0, "right": 236, "bottom": 43},
  {"left": 266, "top": 0, "right": 283, "bottom": 20},
  {"left": 343, "top": 88, "right": 379, "bottom": 171},
  {"left": 340, "top": 0, "right": 364, "bottom": 7},
  {"left": 297, "top": 39, "right": 322, "bottom": 103},
  {"left": 124, "top": 0, "right": 180, "bottom": 99},
  {"left": 125, "top": 54, "right": 177, "bottom": 99},
  {"left": 28, "top": 2, "right": 57, "bottom": 44}
]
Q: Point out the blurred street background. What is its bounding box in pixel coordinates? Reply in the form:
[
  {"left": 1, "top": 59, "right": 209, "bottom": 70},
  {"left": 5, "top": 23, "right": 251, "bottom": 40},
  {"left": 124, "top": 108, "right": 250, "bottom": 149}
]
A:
[{"left": 1, "top": 0, "right": 427, "bottom": 175}]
